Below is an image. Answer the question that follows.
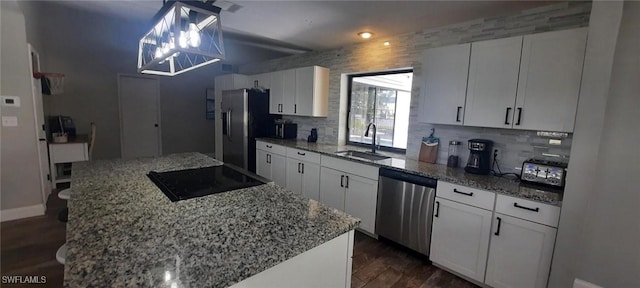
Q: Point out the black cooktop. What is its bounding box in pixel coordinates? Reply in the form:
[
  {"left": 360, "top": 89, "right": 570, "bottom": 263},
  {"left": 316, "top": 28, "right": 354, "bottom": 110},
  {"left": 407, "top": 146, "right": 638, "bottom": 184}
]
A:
[{"left": 147, "top": 164, "right": 266, "bottom": 202}]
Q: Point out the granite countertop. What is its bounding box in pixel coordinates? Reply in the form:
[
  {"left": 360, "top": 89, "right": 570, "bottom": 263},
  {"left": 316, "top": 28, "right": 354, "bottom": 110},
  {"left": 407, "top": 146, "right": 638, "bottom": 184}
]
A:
[
  {"left": 64, "top": 153, "right": 359, "bottom": 288},
  {"left": 257, "top": 138, "right": 563, "bottom": 206}
]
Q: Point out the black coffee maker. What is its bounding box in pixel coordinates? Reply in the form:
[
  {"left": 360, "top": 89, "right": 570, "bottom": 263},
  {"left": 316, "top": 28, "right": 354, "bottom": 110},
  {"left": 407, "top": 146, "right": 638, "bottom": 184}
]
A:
[{"left": 464, "top": 139, "right": 493, "bottom": 175}]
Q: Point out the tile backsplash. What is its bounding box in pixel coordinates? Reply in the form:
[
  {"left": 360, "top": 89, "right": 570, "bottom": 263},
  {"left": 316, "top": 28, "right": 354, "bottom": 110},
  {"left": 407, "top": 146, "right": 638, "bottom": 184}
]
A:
[
  {"left": 239, "top": 1, "right": 590, "bottom": 172},
  {"left": 407, "top": 124, "right": 572, "bottom": 173}
]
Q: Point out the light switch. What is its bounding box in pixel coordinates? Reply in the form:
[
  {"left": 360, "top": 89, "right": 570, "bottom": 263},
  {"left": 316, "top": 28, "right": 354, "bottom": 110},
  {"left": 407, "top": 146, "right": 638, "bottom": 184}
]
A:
[
  {"left": 2, "top": 116, "right": 18, "bottom": 127},
  {"left": 1, "top": 96, "right": 21, "bottom": 107}
]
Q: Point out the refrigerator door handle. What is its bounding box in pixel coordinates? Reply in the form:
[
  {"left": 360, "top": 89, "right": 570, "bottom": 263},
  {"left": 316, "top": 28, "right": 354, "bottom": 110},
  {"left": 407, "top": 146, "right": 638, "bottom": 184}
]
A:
[{"left": 227, "top": 108, "right": 232, "bottom": 140}]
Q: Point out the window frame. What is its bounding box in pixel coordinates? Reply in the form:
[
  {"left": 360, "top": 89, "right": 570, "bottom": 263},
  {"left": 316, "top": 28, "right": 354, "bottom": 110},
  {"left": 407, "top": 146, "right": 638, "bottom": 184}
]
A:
[{"left": 346, "top": 69, "right": 413, "bottom": 154}]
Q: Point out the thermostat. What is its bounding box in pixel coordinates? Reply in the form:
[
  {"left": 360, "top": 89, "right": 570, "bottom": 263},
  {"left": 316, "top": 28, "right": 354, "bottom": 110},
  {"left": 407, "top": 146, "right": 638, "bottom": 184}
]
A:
[{"left": 1, "top": 96, "right": 21, "bottom": 107}]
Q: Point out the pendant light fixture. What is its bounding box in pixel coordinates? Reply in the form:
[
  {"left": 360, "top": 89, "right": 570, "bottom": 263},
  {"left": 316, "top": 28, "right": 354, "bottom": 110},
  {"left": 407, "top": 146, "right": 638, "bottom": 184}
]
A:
[{"left": 138, "top": 1, "right": 225, "bottom": 76}]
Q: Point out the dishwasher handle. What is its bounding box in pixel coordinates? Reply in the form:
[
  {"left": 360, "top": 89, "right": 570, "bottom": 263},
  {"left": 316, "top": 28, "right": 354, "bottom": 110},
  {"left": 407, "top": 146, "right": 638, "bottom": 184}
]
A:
[{"left": 379, "top": 167, "right": 437, "bottom": 187}]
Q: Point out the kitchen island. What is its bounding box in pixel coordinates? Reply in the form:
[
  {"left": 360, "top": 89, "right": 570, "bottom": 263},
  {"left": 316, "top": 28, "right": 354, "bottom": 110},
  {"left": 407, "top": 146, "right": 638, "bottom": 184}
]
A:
[{"left": 64, "top": 153, "right": 359, "bottom": 287}]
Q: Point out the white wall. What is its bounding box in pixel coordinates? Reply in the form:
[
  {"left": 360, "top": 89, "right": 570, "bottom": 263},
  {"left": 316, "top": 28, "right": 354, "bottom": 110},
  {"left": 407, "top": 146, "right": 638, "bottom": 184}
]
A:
[
  {"left": 0, "top": 0, "right": 45, "bottom": 213},
  {"left": 550, "top": 1, "right": 640, "bottom": 287}
]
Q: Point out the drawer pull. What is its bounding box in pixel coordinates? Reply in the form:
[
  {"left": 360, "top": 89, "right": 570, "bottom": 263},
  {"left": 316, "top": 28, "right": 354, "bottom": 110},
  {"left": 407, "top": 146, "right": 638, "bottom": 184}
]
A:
[
  {"left": 297, "top": 152, "right": 306, "bottom": 156},
  {"left": 453, "top": 188, "right": 474, "bottom": 197},
  {"left": 494, "top": 217, "right": 502, "bottom": 236},
  {"left": 514, "top": 202, "right": 539, "bottom": 212},
  {"left": 266, "top": 145, "right": 273, "bottom": 148},
  {"left": 434, "top": 201, "right": 440, "bottom": 217}
]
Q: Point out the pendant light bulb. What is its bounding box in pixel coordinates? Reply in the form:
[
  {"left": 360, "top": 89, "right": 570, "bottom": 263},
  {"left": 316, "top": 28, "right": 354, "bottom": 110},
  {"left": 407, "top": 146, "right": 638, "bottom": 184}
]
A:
[
  {"left": 188, "top": 23, "right": 201, "bottom": 48},
  {"left": 155, "top": 47, "right": 163, "bottom": 59},
  {"left": 178, "top": 31, "right": 188, "bottom": 48}
]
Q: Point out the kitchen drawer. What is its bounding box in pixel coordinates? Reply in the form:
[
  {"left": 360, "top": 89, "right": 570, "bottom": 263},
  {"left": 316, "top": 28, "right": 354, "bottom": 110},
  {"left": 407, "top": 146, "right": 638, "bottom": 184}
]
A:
[
  {"left": 495, "top": 194, "right": 561, "bottom": 227},
  {"left": 320, "top": 155, "right": 379, "bottom": 181},
  {"left": 286, "top": 148, "right": 321, "bottom": 164},
  {"left": 436, "top": 181, "right": 495, "bottom": 211},
  {"left": 256, "top": 141, "right": 287, "bottom": 156},
  {"left": 49, "top": 143, "right": 89, "bottom": 163}
]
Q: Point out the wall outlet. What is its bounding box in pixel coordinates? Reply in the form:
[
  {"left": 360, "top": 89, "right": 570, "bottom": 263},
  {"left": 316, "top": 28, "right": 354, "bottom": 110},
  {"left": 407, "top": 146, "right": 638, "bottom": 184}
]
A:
[{"left": 2, "top": 116, "right": 18, "bottom": 127}]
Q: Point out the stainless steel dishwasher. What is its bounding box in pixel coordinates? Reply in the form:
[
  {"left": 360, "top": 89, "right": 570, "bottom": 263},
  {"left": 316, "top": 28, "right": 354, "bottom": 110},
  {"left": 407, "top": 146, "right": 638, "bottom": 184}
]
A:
[{"left": 376, "top": 167, "right": 437, "bottom": 256}]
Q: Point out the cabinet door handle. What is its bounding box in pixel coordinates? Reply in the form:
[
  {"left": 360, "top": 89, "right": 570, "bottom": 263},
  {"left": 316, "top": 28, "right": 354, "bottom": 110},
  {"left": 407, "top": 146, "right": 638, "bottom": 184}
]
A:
[
  {"left": 266, "top": 145, "right": 272, "bottom": 148},
  {"left": 456, "top": 106, "right": 462, "bottom": 122},
  {"left": 340, "top": 175, "right": 344, "bottom": 187},
  {"left": 298, "top": 163, "right": 301, "bottom": 173},
  {"left": 267, "top": 154, "right": 271, "bottom": 164},
  {"left": 345, "top": 175, "right": 349, "bottom": 188},
  {"left": 301, "top": 163, "right": 304, "bottom": 174},
  {"left": 504, "top": 107, "right": 512, "bottom": 125},
  {"left": 453, "top": 188, "right": 473, "bottom": 197},
  {"left": 515, "top": 108, "right": 522, "bottom": 126},
  {"left": 297, "top": 152, "right": 305, "bottom": 156},
  {"left": 294, "top": 104, "right": 297, "bottom": 114},
  {"left": 494, "top": 217, "right": 502, "bottom": 236},
  {"left": 514, "top": 202, "right": 540, "bottom": 212},
  {"left": 434, "top": 201, "right": 440, "bottom": 217}
]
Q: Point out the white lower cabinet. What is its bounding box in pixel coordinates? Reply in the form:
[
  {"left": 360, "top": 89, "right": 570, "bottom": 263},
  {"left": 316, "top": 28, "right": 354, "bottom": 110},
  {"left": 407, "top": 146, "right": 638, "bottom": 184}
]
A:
[
  {"left": 319, "top": 160, "right": 379, "bottom": 235},
  {"left": 485, "top": 214, "right": 557, "bottom": 288},
  {"left": 286, "top": 158, "right": 321, "bottom": 201},
  {"left": 255, "top": 148, "right": 287, "bottom": 187},
  {"left": 430, "top": 197, "right": 493, "bottom": 283}
]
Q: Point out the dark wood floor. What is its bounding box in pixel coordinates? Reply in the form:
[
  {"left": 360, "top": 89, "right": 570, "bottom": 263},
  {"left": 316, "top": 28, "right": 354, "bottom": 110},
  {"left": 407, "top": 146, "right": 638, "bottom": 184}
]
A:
[
  {"left": 1, "top": 193, "right": 476, "bottom": 288},
  {"left": 352, "top": 233, "right": 477, "bottom": 288},
  {"left": 1, "top": 192, "right": 66, "bottom": 287}
]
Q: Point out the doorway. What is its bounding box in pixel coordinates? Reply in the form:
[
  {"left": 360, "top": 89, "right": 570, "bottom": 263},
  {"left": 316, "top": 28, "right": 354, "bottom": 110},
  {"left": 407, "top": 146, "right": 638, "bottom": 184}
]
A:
[
  {"left": 118, "top": 74, "right": 162, "bottom": 159},
  {"left": 28, "top": 44, "right": 52, "bottom": 207}
]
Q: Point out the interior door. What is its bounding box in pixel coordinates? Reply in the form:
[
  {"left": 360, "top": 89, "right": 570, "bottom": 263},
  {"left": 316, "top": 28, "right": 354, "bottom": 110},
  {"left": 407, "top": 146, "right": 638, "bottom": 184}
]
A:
[
  {"left": 221, "top": 90, "right": 247, "bottom": 169},
  {"left": 28, "top": 45, "right": 51, "bottom": 204},
  {"left": 118, "top": 74, "right": 161, "bottom": 159}
]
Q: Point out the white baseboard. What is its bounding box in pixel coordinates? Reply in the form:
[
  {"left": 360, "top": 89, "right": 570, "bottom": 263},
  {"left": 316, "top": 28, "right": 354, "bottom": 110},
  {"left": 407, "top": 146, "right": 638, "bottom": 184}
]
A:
[
  {"left": 574, "top": 279, "right": 603, "bottom": 288},
  {"left": 0, "top": 204, "right": 46, "bottom": 222}
]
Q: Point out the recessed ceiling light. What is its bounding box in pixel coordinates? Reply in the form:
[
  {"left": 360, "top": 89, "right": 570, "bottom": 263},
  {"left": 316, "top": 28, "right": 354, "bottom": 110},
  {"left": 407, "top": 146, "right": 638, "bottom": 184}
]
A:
[
  {"left": 358, "top": 32, "right": 373, "bottom": 39},
  {"left": 383, "top": 41, "right": 390, "bottom": 46}
]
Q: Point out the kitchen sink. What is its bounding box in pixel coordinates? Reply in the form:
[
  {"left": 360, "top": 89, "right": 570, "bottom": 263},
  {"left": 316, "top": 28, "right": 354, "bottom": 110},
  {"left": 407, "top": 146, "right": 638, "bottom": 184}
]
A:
[{"left": 335, "top": 150, "right": 391, "bottom": 161}]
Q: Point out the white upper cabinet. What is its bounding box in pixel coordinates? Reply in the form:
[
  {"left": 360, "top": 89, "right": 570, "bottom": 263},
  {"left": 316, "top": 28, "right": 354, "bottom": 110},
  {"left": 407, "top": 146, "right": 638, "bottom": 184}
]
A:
[
  {"left": 250, "top": 73, "right": 271, "bottom": 90},
  {"left": 295, "top": 66, "right": 329, "bottom": 117},
  {"left": 419, "top": 43, "right": 471, "bottom": 125},
  {"left": 282, "top": 69, "right": 297, "bottom": 114},
  {"left": 268, "top": 66, "right": 329, "bottom": 117},
  {"left": 269, "top": 71, "right": 284, "bottom": 114},
  {"left": 464, "top": 36, "right": 523, "bottom": 129},
  {"left": 514, "top": 28, "right": 588, "bottom": 132}
]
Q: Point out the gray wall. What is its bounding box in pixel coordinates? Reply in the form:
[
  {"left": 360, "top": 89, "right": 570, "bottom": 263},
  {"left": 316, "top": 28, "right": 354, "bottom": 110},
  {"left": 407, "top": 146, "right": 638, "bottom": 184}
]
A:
[
  {"left": 0, "top": 0, "right": 45, "bottom": 211},
  {"left": 551, "top": 1, "right": 640, "bottom": 287},
  {"left": 28, "top": 1, "right": 289, "bottom": 159},
  {"left": 239, "top": 1, "right": 589, "bottom": 172}
]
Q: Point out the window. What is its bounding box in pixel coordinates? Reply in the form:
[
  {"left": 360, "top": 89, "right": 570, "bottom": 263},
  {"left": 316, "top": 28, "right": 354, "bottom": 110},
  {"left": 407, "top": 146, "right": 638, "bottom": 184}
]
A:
[{"left": 347, "top": 70, "right": 413, "bottom": 151}]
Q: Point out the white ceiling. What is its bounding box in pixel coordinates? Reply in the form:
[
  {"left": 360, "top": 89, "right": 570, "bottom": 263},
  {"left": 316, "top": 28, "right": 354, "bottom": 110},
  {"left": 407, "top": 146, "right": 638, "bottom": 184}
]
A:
[{"left": 52, "top": 0, "right": 555, "bottom": 52}]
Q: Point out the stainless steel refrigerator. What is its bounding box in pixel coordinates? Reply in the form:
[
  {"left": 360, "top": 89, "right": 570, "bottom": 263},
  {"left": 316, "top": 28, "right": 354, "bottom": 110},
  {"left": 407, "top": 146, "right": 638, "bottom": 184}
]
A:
[{"left": 221, "top": 89, "right": 279, "bottom": 172}]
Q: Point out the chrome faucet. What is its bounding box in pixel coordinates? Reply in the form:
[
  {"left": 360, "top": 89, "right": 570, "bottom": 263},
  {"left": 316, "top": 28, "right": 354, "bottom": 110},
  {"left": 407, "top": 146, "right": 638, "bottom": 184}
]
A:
[{"left": 364, "top": 122, "right": 378, "bottom": 154}]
